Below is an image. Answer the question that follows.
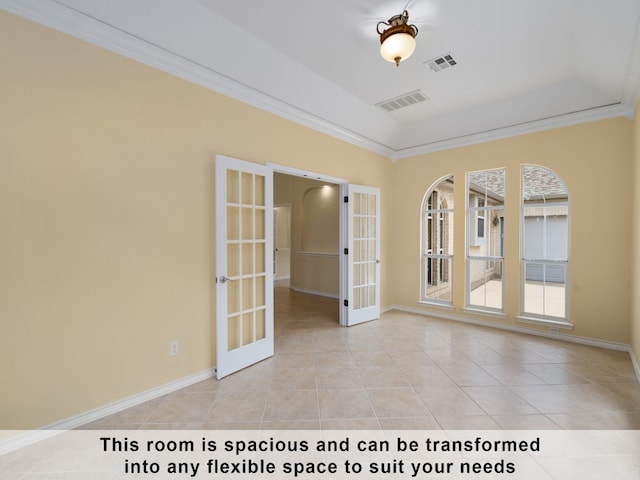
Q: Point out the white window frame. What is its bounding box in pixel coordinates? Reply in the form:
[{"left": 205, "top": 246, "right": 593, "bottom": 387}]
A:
[
  {"left": 465, "top": 168, "right": 505, "bottom": 314},
  {"left": 420, "top": 176, "right": 454, "bottom": 307},
  {"left": 518, "top": 165, "right": 572, "bottom": 329}
]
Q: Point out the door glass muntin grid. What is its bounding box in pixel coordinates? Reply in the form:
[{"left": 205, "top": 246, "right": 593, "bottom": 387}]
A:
[
  {"left": 226, "top": 169, "right": 267, "bottom": 350},
  {"left": 352, "top": 192, "right": 377, "bottom": 310}
]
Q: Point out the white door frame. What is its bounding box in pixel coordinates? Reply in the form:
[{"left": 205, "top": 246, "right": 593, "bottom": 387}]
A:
[{"left": 267, "top": 163, "right": 350, "bottom": 325}]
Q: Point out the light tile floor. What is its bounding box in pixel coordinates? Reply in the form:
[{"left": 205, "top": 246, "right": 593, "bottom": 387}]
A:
[{"left": 84, "top": 287, "right": 640, "bottom": 430}]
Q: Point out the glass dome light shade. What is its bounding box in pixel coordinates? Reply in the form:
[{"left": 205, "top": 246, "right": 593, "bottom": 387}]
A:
[{"left": 380, "top": 32, "right": 416, "bottom": 66}]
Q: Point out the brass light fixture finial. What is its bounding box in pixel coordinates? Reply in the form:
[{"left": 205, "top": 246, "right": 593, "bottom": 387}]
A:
[{"left": 377, "top": 10, "right": 418, "bottom": 66}]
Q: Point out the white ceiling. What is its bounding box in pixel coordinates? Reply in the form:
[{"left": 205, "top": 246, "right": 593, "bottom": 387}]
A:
[{"left": 4, "top": 0, "right": 640, "bottom": 159}]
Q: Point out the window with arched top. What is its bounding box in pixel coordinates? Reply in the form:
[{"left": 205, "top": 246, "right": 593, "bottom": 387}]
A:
[
  {"left": 520, "top": 165, "right": 570, "bottom": 325},
  {"left": 421, "top": 176, "right": 454, "bottom": 304}
]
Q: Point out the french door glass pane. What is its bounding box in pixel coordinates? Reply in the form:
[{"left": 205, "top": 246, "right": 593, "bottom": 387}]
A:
[
  {"left": 241, "top": 278, "right": 253, "bottom": 310},
  {"left": 227, "top": 244, "right": 240, "bottom": 276},
  {"left": 227, "top": 170, "right": 239, "bottom": 203},
  {"left": 241, "top": 173, "right": 253, "bottom": 204},
  {"left": 255, "top": 276, "right": 265, "bottom": 306},
  {"left": 241, "top": 244, "right": 253, "bottom": 275},
  {"left": 255, "top": 244, "right": 265, "bottom": 273},
  {"left": 254, "top": 176, "right": 265, "bottom": 206},
  {"left": 227, "top": 280, "right": 239, "bottom": 314},
  {"left": 242, "top": 313, "right": 253, "bottom": 346},
  {"left": 227, "top": 316, "right": 240, "bottom": 350},
  {"left": 255, "top": 209, "right": 265, "bottom": 240},
  {"left": 255, "top": 309, "right": 266, "bottom": 341},
  {"left": 241, "top": 208, "right": 253, "bottom": 240},
  {"left": 227, "top": 207, "right": 239, "bottom": 241}
]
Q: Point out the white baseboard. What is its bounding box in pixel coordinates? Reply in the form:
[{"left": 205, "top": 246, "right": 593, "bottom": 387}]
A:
[
  {"left": 390, "top": 304, "right": 631, "bottom": 352},
  {"left": 0, "top": 368, "right": 215, "bottom": 455}
]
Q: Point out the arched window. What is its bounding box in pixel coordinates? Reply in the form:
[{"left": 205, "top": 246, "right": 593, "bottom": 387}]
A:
[
  {"left": 520, "top": 165, "right": 570, "bottom": 324},
  {"left": 421, "top": 176, "right": 454, "bottom": 304}
]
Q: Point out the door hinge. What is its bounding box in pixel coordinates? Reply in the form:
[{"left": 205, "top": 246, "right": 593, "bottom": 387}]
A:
[
  {"left": 343, "top": 300, "right": 349, "bottom": 307},
  {"left": 343, "top": 248, "right": 348, "bottom": 255},
  {"left": 344, "top": 196, "right": 348, "bottom": 203}
]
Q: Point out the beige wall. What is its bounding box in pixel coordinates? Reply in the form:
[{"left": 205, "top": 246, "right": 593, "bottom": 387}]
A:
[
  {"left": 0, "top": 11, "right": 391, "bottom": 429},
  {"left": 632, "top": 101, "right": 640, "bottom": 369},
  {"left": 393, "top": 118, "right": 633, "bottom": 344}
]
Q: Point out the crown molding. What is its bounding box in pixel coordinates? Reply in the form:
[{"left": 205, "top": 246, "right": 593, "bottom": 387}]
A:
[
  {"left": 1, "top": 0, "right": 637, "bottom": 163},
  {"left": 0, "top": 0, "right": 396, "bottom": 159},
  {"left": 392, "top": 103, "right": 632, "bottom": 161}
]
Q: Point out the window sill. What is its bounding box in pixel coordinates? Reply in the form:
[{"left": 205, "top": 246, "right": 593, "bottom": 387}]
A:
[
  {"left": 517, "top": 315, "right": 573, "bottom": 331},
  {"left": 462, "top": 307, "right": 507, "bottom": 320},
  {"left": 417, "top": 301, "right": 455, "bottom": 311}
]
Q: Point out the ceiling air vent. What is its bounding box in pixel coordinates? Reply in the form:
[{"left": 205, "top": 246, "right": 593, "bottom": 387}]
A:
[
  {"left": 376, "top": 89, "right": 429, "bottom": 112},
  {"left": 425, "top": 53, "right": 458, "bottom": 72}
]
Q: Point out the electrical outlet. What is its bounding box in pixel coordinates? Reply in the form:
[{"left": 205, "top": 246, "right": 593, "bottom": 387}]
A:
[{"left": 170, "top": 341, "right": 179, "bottom": 356}]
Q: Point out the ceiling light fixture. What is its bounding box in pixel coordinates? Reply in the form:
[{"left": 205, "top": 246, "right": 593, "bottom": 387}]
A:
[{"left": 377, "top": 10, "right": 418, "bottom": 67}]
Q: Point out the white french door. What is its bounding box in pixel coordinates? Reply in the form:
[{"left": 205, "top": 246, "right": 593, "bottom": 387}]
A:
[
  {"left": 345, "top": 184, "right": 381, "bottom": 326},
  {"left": 215, "top": 160, "right": 379, "bottom": 376},
  {"left": 215, "top": 155, "right": 274, "bottom": 379}
]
